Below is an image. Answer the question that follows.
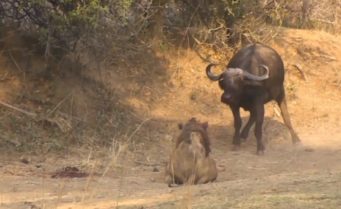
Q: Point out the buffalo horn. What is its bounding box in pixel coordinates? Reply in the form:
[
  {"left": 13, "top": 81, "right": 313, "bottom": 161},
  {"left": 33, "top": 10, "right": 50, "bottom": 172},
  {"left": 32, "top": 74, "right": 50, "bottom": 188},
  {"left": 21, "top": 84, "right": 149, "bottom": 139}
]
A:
[{"left": 206, "top": 64, "right": 222, "bottom": 81}]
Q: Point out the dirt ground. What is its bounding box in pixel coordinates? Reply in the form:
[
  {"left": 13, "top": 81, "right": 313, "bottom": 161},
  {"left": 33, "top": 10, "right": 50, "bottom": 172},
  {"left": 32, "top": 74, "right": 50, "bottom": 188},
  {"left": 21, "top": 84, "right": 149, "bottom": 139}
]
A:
[{"left": 0, "top": 28, "right": 341, "bottom": 209}]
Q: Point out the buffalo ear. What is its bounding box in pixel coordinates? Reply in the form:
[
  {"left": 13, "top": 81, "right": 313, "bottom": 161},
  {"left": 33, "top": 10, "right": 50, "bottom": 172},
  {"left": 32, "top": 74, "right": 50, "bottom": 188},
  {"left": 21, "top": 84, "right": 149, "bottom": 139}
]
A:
[
  {"left": 202, "top": 122, "right": 208, "bottom": 130},
  {"left": 178, "top": 123, "right": 183, "bottom": 130}
]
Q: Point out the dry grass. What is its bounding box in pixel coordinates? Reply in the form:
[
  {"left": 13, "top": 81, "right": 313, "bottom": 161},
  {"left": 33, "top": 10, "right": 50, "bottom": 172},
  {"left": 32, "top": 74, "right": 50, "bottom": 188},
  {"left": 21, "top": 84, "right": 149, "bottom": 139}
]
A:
[{"left": 1, "top": 25, "right": 341, "bottom": 209}]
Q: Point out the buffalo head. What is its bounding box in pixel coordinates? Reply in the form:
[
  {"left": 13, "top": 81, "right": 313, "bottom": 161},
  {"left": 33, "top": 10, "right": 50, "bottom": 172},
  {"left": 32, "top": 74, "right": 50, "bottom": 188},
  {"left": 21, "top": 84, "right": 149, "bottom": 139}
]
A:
[{"left": 206, "top": 64, "right": 269, "bottom": 104}]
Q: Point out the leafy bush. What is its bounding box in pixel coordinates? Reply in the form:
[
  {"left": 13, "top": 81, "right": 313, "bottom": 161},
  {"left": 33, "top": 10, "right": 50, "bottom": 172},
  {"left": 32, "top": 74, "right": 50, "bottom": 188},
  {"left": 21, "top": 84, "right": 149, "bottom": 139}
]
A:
[
  {"left": 1, "top": 0, "right": 108, "bottom": 53},
  {"left": 1, "top": 0, "right": 340, "bottom": 72}
]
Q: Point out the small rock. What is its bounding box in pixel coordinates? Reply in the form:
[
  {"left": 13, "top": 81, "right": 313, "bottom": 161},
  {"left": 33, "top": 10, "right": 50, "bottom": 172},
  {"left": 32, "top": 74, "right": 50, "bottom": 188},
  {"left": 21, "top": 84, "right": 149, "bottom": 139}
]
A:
[
  {"left": 164, "top": 134, "right": 173, "bottom": 142},
  {"left": 20, "top": 157, "right": 30, "bottom": 164},
  {"left": 304, "top": 147, "right": 315, "bottom": 152},
  {"left": 152, "top": 167, "right": 159, "bottom": 172}
]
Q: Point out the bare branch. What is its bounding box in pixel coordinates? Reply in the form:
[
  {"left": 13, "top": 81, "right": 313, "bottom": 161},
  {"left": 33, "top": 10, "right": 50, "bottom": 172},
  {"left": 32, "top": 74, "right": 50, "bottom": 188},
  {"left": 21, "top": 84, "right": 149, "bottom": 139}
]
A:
[
  {"left": 0, "top": 100, "right": 37, "bottom": 118},
  {"left": 292, "top": 64, "right": 307, "bottom": 81}
]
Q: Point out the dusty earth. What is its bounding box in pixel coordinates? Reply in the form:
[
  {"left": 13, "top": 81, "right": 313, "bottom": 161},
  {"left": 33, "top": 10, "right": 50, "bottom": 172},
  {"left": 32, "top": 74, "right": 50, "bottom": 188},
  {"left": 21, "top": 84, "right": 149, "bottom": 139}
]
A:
[{"left": 0, "top": 28, "right": 341, "bottom": 209}]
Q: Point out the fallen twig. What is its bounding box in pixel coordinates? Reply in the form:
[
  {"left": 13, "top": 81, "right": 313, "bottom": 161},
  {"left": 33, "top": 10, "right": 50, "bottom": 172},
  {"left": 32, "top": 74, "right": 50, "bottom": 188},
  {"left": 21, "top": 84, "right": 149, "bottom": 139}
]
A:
[
  {"left": 47, "top": 93, "right": 72, "bottom": 117},
  {"left": 0, "top": 100, "right": 37, "bottom": 118},
  {"left": 0, "top": 72, "right": 9, "bottom": 81},
  {"left": 8, "top": 51, "right": 26, "bottom": 84},
  {"left": 273, "top": 105, "right": 281, "bottom": 118},
  {"left": 192, "top": 47, "right": 225, "bottom": 66},
  {"left": 292, "top": 64, "right": 307, "bottom": 81},
  {"left": 0, "top": 100, "right": 72, "bottom": 132},
  {"left": 45, "top": 114, "right": 72, "bottom": 133},
  {"left": 320, "top": 54, "right": 337, "bottom": 62},
  {"left": 127, "top": 118, "right": 151, "bottom": 142},
  {"left": 8, "top": 51, "right": 24, "bottom": 72}
]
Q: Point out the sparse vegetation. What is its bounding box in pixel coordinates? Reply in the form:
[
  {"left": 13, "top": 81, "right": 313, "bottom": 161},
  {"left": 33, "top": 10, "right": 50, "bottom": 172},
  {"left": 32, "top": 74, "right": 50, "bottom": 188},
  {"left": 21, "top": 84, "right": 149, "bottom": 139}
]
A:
[{"left": 0, "top": 1, "right": 341, "bottom": 209}]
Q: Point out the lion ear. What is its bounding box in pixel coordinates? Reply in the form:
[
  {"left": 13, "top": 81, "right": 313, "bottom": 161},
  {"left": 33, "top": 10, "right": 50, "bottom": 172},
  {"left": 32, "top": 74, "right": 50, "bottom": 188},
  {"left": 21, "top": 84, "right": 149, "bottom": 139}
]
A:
[
  {"left": 202, "top": 122, "right": 208, "bottom": 130},
  {"left": 178, "top": 123, "right": 183, "bottom": 130}
]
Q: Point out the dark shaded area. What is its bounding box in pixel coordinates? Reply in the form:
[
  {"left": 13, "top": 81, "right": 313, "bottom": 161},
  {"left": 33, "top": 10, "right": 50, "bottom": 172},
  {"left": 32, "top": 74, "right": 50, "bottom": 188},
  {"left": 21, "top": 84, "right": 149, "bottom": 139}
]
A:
[{"left": 0, "top": 27, "right": 172, "bottom": 154}]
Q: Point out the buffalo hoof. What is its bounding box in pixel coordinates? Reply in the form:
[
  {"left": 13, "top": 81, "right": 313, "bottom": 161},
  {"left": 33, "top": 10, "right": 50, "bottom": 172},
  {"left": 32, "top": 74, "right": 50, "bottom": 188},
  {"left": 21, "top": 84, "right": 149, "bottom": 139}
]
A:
[
  {"left": 291, "top": 133, "right": 301, "bottom": 144},
  {"left": 241, "top": 137, "right": 248, "bottom": 143},
  {"left": 256, "top": 144, "right": 265, "bottom": 155},
  {"left": 293, "top": 138, "right": 301, "bottom": 145},
  {"left": 240, "top": 132, "right": 249, "bottom": 141},
  {"left": 293, "top": 141, "right": 306, "bottom": 151},
  {"left": 294, "top": 141, "right": 303, "bottom": 148}
]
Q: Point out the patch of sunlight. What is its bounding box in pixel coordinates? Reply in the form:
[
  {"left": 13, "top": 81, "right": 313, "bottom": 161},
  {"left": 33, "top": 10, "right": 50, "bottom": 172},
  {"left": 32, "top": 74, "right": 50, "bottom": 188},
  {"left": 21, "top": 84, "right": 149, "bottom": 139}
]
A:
[
  {"left": 57, "top": 193, "right": 182, "bottom": 209},
  {"left": 235, "top": 192, "right": 341, "bottom": 209}
]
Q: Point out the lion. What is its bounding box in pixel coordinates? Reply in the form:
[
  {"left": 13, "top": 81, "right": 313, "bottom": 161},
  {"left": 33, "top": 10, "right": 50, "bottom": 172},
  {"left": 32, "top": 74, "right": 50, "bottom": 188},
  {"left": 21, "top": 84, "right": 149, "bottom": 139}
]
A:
[{"left": 165, "top": 118, "right": 218, "bottom": 186}]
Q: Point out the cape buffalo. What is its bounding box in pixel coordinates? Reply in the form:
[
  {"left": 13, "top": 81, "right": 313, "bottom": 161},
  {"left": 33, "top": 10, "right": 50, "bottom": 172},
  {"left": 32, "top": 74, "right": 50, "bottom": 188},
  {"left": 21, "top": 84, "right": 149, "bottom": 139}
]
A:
[{"left": 206, "top": 43, "right": 300, "bottom": 154}]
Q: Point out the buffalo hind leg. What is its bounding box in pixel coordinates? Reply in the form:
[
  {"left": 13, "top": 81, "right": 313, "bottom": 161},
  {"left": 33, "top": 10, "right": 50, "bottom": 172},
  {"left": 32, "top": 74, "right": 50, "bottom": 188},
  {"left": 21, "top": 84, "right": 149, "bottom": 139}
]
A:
[
  {"left": 240, "top": 110, "right": 256, "bottom": 141},
  {"left": 276, "top": 90, "right": 300, "bottom": 144},
  {"left": 254, "top": 104, "right": 265, "bottom": 155}
]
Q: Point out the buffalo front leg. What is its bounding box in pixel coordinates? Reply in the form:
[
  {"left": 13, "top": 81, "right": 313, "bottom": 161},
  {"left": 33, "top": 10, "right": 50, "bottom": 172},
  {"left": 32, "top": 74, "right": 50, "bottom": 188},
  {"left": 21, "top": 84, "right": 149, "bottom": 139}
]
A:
[
  {"left": 276, "top": 91, "right": 300, "bottom": 144},
  {"left": 240, "top": 110, "right": 256, "bottom": 141},
  {"left": 230, "top": 106, "right": 242, "bottom": 149},
  {"left": 255, "top": 104, "right": 265, "bottom": 154}
]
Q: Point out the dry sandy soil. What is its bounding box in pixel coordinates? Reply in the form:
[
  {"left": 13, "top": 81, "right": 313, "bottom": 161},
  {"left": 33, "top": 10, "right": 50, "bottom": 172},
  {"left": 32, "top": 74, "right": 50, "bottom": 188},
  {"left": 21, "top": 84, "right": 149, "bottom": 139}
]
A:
[{"left": 0, "top": 28, "right": 341, "bottom": 209}]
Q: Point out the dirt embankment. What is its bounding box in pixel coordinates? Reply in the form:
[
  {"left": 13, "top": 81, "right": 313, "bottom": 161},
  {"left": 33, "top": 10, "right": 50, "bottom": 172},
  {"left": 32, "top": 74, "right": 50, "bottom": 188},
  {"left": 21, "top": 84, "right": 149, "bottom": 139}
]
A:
[{"left": 0, "top": 28, "right": 341, "bottom": 209}]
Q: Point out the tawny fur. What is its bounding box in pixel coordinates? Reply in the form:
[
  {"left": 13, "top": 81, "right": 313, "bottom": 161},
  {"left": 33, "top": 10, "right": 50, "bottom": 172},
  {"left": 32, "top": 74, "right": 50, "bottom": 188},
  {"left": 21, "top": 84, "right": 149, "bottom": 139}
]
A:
[{"left": 165, "top": 118, "right": 217, "bottom": 186}]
